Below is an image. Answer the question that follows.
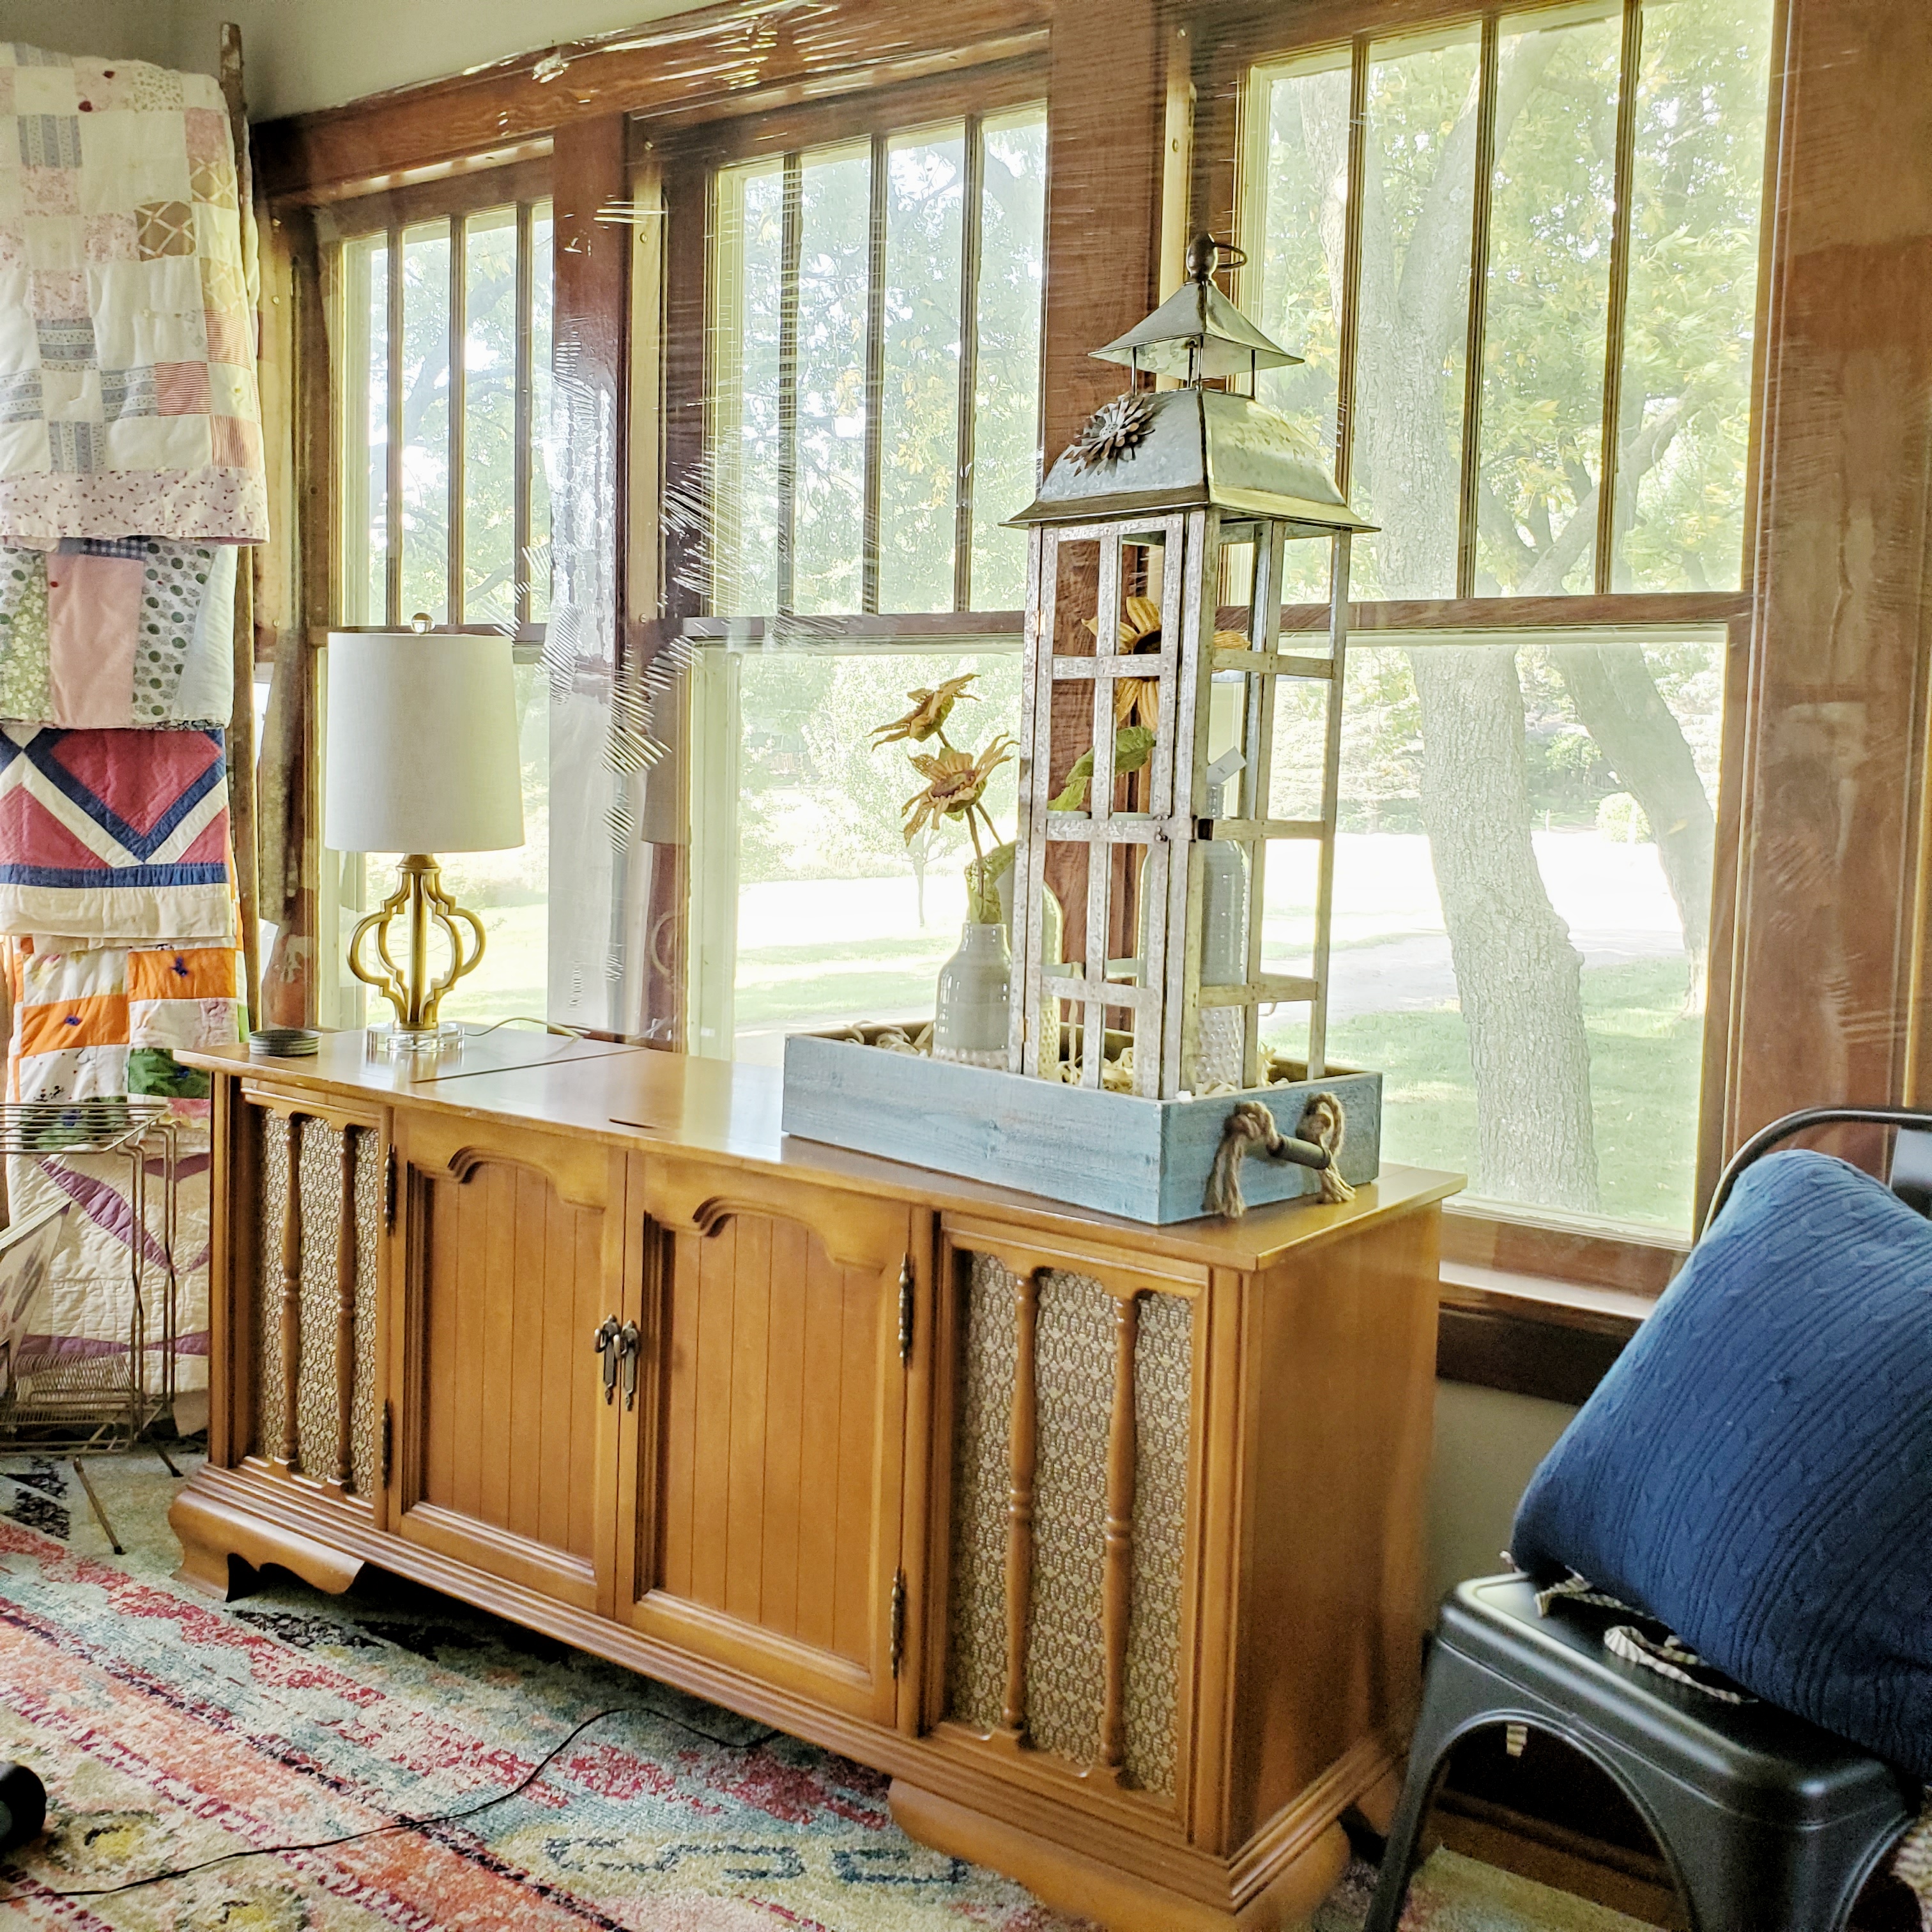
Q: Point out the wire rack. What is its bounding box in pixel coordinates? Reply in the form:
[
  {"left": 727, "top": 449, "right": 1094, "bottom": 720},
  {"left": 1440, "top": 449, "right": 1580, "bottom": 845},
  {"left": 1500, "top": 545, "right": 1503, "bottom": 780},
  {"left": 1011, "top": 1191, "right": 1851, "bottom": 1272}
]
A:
[{"left": 0, "top": 1097, "right": 180, "bottom": 1452}]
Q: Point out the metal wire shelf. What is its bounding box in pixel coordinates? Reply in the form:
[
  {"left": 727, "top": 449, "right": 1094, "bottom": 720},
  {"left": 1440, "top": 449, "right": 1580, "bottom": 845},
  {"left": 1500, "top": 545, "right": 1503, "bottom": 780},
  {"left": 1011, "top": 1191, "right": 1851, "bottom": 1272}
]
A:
[{"left": 0, "top": 1097, "right": 180, "bottom": 1452}]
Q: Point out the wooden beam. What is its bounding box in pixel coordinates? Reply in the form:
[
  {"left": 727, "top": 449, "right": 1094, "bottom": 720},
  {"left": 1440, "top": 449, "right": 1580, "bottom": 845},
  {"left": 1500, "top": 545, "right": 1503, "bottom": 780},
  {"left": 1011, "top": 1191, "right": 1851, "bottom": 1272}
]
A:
[
  {"left": 254, "top": 0, "right": 1050, "bottom": 204},
  {"left": 1718, "top": 0, "right": 1932, "bottom": 1166}
]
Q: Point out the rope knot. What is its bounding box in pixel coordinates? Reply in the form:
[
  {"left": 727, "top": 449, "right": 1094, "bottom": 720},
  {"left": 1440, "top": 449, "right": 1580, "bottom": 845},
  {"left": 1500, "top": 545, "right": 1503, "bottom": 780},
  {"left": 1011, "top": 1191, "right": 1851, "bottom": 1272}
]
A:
[{"left": 1203, "top": 1092, "right": 1354, "bottom": 1219}]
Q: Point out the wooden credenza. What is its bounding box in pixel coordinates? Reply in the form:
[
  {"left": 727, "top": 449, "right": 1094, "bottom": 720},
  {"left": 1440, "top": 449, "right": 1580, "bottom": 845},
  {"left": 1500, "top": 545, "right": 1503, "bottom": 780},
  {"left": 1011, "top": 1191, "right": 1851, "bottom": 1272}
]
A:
[{"left": 171, "top": 1032, "right": 1457, "bottom": 1931}]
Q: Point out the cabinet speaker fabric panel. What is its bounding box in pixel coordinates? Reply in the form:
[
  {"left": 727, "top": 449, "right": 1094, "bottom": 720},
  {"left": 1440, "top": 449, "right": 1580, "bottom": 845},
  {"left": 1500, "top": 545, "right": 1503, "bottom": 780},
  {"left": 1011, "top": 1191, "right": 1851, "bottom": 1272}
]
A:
[
  {"left": 250, "top": 1110, "right": 381, "bottom": 1493},
  {"left": 946, "top": 1249, "right": 1193, "bottom": 1794}
]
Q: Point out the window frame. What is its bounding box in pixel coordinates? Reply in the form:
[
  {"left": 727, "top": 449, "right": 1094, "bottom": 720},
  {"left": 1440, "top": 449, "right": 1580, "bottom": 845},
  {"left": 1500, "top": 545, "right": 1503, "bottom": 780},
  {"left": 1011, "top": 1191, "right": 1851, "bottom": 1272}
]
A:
[
  {"left": 1185, "top": 0, "right": 1774, "bottom": 1292},
  {"left": 313, "top": 158, "right": 558, "bottom": 1031},
  {"left": 655, "top": 61, "right": 1048, "bottom": 631},
  {"left": 315, "top": 158, "right": 556, "bottom": 640}
]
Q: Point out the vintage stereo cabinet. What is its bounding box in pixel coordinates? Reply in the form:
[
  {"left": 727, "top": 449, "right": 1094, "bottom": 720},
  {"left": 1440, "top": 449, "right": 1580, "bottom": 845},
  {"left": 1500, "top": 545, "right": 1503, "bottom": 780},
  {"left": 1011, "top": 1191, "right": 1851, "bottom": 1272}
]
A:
[{"left": 171, "top": 1032, "right": 1455, "bottom": 1931}]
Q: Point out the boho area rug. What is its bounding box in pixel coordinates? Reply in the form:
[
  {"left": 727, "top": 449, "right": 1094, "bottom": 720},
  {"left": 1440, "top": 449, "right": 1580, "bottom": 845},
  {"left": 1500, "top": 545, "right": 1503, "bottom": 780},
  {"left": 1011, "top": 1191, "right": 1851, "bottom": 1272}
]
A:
[{"left": 0, "top": 1452, "right": 1657, "bottom": 1931}]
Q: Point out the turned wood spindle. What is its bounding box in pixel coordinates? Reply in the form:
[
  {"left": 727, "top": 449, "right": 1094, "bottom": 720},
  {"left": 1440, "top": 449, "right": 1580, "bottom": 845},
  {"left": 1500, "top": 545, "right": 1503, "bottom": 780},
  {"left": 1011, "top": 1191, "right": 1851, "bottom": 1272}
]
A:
[
  {"left": 334, "top": 1128, "right": 359, "bottom": 1489},
  {"left": 1000, "top": 1267, "right": 1040, "bottom": 1738},
  {"left": 277, "top": 1114, "right": 305, "bottom": 1468},
  {"left": 1099, "top": 1291, "right": 1141, "bottom": 1770}
]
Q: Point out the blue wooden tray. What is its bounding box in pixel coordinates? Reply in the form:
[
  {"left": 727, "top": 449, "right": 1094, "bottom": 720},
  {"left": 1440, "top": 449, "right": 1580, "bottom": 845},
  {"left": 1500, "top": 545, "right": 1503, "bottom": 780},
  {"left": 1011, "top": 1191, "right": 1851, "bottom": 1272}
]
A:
[{"left": 780, "top": 1029, "right": 1381, "bottom": 1224}]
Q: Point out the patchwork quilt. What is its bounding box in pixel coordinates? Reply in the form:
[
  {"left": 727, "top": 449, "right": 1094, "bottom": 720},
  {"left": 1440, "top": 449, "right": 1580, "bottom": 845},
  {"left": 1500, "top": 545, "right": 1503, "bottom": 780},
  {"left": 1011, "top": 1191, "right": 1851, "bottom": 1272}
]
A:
[
  {"left": 0, "top": 723, "right": 231, "bottom": 940},
  {"left": 0, "top": 45, "right": 266, "bottom": 546},
  {"left": 0, "top": 535, "right": 233, "bottom": 724},
  {"left": 1, "top": 938, "right": 231, "bottom": 1394}
]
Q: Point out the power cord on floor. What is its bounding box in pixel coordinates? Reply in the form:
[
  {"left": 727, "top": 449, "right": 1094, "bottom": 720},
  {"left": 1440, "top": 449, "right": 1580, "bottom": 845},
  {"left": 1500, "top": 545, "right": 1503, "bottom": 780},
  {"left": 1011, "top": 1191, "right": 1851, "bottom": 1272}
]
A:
[
  {"left": 6, "top": 1698, "right": 786, "bottom": 1903},
  {"left": 10, "top": 1706, "right": 625, "bottom": 1901}
]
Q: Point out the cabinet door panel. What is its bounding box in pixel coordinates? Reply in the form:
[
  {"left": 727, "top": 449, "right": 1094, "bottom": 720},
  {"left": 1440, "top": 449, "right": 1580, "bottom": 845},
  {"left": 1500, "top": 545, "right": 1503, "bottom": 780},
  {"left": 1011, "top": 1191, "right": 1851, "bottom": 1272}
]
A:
[
  {"left": 628, "top": 1156, "right": 912, "bottom": 1722},
  {"left": 396, "top": 1116, "right": 624, "bottom": 1612}
]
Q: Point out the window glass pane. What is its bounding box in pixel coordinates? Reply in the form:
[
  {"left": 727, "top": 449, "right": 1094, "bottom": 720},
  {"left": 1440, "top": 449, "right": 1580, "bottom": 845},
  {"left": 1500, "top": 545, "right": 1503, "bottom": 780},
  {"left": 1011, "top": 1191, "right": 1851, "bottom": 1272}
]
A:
[
  {"left": 792, "top": 142, "right": 871, "bottom": 615},
  {"left": 712, "top": 161, "right": 784, "bottom": 617},
  {"left": 529, "top": 202, "right": 554, "bottom": 623},
  {"left": 1253, "top": 53, "right": 1350, "bottom": 604},
  {"left": 1477, "top": 7, "right": 1622, "bottom": 595},
  {"left": 1265, "top": 633, "right": 1720, "bottom": 1230},
  {"left": 399, "top": 219, "right": 452, "bottom": 624},
  {"left": 1612, "top": 0, "right": 1772, "bottom": 590},
  {"left": 733, "top": 650, "right": 1022, "bottom": 1062},
  {"left": 461, "top": 205, "right": 518, "bottom": 627},
  {"left": 970, "top": 107, "right": 1046, "bottom": 610},
  {"left": 1351, "top": 29, "right": 1481, "bottom": 599},
  {"left": 877, "top": 125, "right": 965, "bottom": 615},
  {"left": 339, "top": 233, "right": 388, "bottom": 625}
]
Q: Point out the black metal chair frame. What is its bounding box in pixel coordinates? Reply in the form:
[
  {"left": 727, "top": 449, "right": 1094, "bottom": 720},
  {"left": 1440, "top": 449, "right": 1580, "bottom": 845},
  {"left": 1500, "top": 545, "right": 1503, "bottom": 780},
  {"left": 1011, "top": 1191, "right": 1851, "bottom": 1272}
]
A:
[{"left": 1365, "top": 1105, "right": 1932, "bottom": 1932}]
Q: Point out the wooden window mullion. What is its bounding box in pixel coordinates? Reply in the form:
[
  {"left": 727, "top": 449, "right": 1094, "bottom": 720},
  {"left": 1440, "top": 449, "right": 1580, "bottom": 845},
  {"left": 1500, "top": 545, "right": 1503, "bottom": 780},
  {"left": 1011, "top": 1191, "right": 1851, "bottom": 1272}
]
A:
[
  {"left": 777, "top": 153, "right": 802, "bottom": 617},
  {"left": 953, "top": 114, "right": 986, "bottom": 614},
  {"left": 384, "top": 226, "right": 403, "bottom": 628},
  {"left": 1595, "top": 0, "right": 1644, "bottom": 594},
  {"left": 447, "top": 214, "right": 466, "bottom": 625},
  {"left": 862, "top": 135, "right": 887, "bottom": 615},
  {"left": 514, "top": 199, "right": 534, "bottom": 634},
  {"left": 1333, "top": 38, "right": 1370, "bottom": 499},
  {"left": 1455, "top": 14, "right": 1499, "bottom": 601}
]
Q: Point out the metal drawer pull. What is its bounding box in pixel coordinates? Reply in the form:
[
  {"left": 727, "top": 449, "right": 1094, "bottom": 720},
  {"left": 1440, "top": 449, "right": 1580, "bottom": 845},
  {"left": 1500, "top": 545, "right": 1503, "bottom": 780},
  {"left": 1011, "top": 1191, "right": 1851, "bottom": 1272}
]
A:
[
  {"left": 593, "top": 1315, "right": 621, "bottom": 1403},
  {"left": 617, "top": 1321, "right": 641, "bottom": 1409}
]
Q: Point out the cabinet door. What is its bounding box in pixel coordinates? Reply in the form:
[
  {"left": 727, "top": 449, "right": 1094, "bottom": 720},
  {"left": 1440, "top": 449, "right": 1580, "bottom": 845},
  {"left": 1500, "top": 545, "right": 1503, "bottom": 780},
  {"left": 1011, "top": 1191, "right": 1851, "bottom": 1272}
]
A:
[
  {"left": 622, "top": 1154, "right": 917, "bottom": 1725},
  {"left": 390, "top": 1110, "right": 627, "bottom": 1616}
]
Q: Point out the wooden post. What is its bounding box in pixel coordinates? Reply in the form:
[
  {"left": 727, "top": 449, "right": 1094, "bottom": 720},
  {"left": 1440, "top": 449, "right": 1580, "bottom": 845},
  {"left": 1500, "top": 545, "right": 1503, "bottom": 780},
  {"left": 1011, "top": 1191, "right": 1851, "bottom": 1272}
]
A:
[
  {"left": 1000, "top": 1267, "right": 1040, "bottom": 1737},
  {"left": 277, "top": 1114, "right": 303, "bottom": 1469},
  {"left": 1099, "top": 1290, "right": 1141, "bottom": 1771},
  {"left": 334, "top": 1128, "right": 358, "bottom": 1489},
  {"left": 218, "top": 23, "right": 261, "bottom": 1028}
]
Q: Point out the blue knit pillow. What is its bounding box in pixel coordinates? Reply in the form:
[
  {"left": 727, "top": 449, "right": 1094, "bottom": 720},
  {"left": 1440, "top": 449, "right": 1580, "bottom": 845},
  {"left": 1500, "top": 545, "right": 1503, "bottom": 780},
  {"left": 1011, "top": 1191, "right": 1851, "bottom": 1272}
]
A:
[{"left": 1512, "top": 1150, "right": 1932, "bottom": 1777}]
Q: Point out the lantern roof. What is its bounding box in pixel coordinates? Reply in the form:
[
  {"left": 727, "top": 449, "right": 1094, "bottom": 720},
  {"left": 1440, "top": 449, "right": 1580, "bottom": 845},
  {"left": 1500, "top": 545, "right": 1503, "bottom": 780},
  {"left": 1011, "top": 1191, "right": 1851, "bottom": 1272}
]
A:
[
  {"left": 1008, "top": 234, "right": 1372, "bottom": 534},
  {"left": 1092, "top": 276, "right": 1300, "bottom": 384},
  {"left": 1006, "top": 386, "right": 1374, "bottom": 533}
]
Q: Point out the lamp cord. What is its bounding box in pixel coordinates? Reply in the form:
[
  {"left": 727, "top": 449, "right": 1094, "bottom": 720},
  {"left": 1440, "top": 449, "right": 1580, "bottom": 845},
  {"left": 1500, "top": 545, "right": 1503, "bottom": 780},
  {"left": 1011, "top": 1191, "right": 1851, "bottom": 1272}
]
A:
[{"left": 6, "top": 1701, "right": 779, "bottom": 1902}]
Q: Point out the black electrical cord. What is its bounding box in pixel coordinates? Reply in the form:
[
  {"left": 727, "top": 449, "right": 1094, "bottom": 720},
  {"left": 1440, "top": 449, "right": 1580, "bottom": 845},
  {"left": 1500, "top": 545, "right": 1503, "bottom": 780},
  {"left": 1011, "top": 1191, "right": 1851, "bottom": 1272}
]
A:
[{"left": 9, "top": 1705, "right": 627, "bottom": 1902}]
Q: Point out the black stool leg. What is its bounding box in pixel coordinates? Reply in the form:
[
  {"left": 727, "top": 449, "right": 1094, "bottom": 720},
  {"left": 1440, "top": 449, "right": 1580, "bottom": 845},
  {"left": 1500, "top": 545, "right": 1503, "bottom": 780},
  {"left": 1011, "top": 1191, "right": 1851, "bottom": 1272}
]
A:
[{"left": 1363, "top": 1644, "right": 1505, "bottom": 1932}]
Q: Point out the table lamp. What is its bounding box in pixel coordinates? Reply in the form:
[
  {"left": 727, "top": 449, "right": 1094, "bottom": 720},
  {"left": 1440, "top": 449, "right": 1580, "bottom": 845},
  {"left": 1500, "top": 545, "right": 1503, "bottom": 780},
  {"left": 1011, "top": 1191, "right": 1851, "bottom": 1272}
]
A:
[{"left": 324, "top": 624, "right": 524, "bottom": 1047}]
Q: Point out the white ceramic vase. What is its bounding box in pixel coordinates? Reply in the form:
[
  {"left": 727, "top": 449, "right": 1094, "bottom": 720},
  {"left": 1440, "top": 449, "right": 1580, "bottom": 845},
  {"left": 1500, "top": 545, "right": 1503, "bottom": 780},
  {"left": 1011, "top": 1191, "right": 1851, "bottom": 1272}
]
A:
[{"left": 933, "top": 922, "right": 1011, "bottom": 1066}]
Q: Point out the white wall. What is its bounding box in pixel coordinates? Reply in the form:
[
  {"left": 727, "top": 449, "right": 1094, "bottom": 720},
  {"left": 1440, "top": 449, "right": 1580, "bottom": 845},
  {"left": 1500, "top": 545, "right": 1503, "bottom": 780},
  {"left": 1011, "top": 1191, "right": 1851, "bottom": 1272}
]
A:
[
  {"left": 178, "top": 0, "right": 709, "bottom": 122},
  {"left": 1, "top": 0, "right": 709, "bottom": 121},
  {"left": 0, "top": 0, "right": 179, "bottom": 68},
  {"left": 1429, "top": 1382, "right": 1578, "bottom": 1603}
]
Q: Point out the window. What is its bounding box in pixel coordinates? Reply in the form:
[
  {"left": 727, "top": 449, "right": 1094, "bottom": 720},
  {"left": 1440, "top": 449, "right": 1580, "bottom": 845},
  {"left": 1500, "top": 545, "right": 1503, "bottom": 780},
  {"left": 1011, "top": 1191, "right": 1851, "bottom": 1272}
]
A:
[
  {"left": 709, "top": 107, "right": 1047, "bottom": 618},
  {"left": 687, "top": 102, "right": 1046, "bottom": 1057},
  {"left": 325, "top": 176, "right": 556, "bottom": 1027},
  {"left": 1243, "top": 0, "right": 1772, "bottom": 1232}
]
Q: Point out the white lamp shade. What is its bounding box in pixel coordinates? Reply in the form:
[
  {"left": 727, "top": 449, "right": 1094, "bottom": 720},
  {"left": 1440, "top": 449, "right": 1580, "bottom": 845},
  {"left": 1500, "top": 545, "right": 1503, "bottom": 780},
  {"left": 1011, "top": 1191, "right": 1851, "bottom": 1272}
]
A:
[{"left": 324, "top": 633, "right": 525, "bottom": 854}]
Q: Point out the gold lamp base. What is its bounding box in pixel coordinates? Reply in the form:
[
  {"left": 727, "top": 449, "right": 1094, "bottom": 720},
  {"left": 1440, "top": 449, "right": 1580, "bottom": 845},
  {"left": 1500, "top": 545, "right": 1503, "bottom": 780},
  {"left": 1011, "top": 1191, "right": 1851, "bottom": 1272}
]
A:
[{"left": 346, "top": 853, "right": 487, "bottom": 1035}]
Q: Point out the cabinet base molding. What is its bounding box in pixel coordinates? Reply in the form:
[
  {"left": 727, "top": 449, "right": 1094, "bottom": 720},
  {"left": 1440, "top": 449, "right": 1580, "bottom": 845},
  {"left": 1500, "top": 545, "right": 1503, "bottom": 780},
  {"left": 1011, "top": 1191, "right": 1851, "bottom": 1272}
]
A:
[
  {"left": 890, "top": 1781, "right": 1351, "bottom": 1932},
  {"left": 170, "top": 1480, "right": 366, "bottom": 1602}
]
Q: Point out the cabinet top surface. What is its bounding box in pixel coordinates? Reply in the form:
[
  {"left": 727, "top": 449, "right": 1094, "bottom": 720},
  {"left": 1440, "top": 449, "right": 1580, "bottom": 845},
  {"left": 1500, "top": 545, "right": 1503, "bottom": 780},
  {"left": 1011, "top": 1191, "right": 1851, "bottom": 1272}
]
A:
[{"left": 185, "top": 1032, "right": 1462, "bottom": 1269}]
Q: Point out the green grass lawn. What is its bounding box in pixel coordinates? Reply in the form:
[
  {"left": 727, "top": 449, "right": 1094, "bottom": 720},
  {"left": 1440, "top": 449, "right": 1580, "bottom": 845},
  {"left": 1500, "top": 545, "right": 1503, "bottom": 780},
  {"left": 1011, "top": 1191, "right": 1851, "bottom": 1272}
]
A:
[{"left": 1325, "top": 958, "right": 1703, "bottom": 1229}]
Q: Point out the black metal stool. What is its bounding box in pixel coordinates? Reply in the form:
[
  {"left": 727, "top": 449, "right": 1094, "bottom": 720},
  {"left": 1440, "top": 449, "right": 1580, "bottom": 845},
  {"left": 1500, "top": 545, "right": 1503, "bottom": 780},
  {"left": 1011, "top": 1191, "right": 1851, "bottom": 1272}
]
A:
[{"left": 1365, "top": 1576, "right": 1919, "bottom": 1932}]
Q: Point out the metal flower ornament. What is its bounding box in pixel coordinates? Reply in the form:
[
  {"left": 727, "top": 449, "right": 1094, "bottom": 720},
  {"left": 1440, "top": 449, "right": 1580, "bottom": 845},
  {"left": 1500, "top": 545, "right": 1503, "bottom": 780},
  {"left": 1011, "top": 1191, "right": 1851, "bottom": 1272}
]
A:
[{"left": 872, "top": 677, "right": 1016, "bottom": 924}]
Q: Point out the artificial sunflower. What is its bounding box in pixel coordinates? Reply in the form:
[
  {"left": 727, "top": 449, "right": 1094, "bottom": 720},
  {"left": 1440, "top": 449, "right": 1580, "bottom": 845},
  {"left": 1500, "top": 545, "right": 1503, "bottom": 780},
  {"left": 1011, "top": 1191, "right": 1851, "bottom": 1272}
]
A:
[
  {"left": 871, "top": 674, "right": 979, "bottom": 747},
  {"left": 900, "top": 736, "right": 1017, "bottom": 843},
  {"left": 1085, "top": 596, "right": 1249, "bottom": 730}
]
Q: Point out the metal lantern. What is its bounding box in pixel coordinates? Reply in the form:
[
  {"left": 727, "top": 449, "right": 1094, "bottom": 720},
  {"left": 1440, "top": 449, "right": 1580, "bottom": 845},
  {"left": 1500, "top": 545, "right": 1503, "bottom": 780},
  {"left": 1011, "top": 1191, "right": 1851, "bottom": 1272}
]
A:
[{"left": 1004, "top": 236, "right": 1374, "bottom": 1100}]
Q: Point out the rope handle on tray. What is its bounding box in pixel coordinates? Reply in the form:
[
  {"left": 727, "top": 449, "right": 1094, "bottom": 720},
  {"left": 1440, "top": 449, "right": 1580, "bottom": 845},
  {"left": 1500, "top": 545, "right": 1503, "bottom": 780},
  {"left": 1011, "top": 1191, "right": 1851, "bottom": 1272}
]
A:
[{"left": 1203, "top": 1093, "right": 1353, "bottom": 1220}]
